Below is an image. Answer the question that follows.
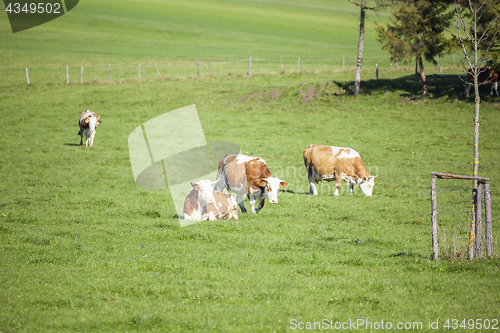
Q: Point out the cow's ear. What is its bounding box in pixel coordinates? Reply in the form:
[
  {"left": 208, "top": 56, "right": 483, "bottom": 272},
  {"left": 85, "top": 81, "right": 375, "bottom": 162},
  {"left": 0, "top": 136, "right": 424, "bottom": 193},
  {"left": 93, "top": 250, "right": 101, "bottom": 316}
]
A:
[
  {"left": 97, "top": 119, "right": 102, "bottom": 124},
  {"left": 190, "top": 181, "right": 199, "bottom": 189},
  {"left": 279, "top": 180, "right": 288, "bottom": 188},
  {"left": 257, "top": 179, "right": 268, "bottom": 187}
]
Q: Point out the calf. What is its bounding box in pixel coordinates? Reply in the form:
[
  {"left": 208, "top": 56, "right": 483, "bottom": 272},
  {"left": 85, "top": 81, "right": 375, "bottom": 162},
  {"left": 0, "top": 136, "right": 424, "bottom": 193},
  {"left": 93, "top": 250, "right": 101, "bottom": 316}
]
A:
[
  {"left": 183, "top": 179, "right": 239, "bottom": 221},
  {"left": 78, "top": 110, "right": 101, "bottom": 146},
  {"left": 303, "top": 144, "right": 377, "bottom": 197},
  {"left": 465, "top": 67, "right": 499, "bottom": 97},
  {"left": 215, "top": 154, "right": 287, "bottom": 213}
]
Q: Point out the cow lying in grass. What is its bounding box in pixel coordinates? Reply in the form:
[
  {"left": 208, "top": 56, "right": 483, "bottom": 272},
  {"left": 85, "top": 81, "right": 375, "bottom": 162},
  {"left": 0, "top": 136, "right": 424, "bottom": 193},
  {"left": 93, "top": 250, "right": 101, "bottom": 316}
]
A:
[
  {"left": 304, "top": 144, "right": 377, "bottom": 197},
  {"left": 183, "top": 179, "right": 239, "bottom": 221},
  {"left": 78, "top": 110, "right": 101, "bottom": 146}
]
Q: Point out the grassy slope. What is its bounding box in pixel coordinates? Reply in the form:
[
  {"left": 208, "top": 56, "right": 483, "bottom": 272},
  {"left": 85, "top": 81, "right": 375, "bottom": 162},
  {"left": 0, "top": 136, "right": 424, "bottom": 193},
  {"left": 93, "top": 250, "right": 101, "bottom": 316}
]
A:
[
  {"left": 0, "top": 0, "right": 389, "bottom": 67},
  {"left": 1, "top": 0, "right": 500, "bottom": 331}
]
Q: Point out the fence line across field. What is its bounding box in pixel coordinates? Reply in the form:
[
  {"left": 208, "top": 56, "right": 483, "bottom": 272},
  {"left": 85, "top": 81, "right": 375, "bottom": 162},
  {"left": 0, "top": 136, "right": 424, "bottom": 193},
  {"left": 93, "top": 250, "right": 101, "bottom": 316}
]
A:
[{"left": 1, "top": 55, "right": 462, "bottom": 86}]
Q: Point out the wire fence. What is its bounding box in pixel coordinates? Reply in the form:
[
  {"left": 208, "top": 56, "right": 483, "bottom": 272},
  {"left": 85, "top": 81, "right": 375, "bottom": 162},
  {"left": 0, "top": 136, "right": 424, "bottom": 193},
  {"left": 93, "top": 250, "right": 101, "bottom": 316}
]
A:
[{"left": 0, "top": 55, "right": 462, "bottom": 87}]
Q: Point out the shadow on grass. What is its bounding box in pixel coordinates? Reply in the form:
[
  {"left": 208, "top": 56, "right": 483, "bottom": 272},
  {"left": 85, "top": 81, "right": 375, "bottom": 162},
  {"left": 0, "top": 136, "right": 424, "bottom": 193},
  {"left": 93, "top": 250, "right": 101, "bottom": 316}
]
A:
[
  {"left": 64, "top": 143, "right": 82, "bottom": 146},
  {"left": 331, "top": 73, "right": 500, "bottom": 101}
]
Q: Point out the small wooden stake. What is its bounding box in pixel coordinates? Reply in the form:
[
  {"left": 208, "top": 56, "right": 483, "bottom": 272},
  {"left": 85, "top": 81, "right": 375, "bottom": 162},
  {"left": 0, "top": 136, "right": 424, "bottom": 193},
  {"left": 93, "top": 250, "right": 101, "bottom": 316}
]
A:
[
  {"left": 197, "top": 61, "right": 200, "bottom": 77},
  {"left": 297, "top": 57, "right": 301, "bottom": 72},
  {"left": 26, "top": 68, "right": 30, "bottom": 85},
  {"left": 80, "top": 66, "right": 84, "bottom": 84},
  {"left": 475, "top": 184, "right": 482, "bottom": 258},
  {"left": 431, "top": 176, "right": 438, "bottom": 260},
  {"left": 154, "top": 61, "right": 160, "bottom": 77},
  {"left": 484, "top": 183, "right": 493, "bottom": 257},
  {"left": 138, "top": 64, "right": 141, "bottom": 79}
]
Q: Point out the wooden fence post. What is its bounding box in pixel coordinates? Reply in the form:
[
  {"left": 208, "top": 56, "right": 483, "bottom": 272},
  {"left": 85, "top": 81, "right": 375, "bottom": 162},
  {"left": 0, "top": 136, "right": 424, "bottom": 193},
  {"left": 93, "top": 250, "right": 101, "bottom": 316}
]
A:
[
  {"left": 431, "top": 176, "right": 438, "bottom": 260},
  {"left": 154, "top": 61, "right": 160, "bottom": 77},
  {"left": 376, "top": 64, "right": 379, "bottom": 80},
  {"left": 66, "top": 64, "right": 69, "bottom": 85},
  {"left": 248, "top": 57, "right": 252, "bottom": 76},
  {"left": 475, "top": 184, "right": 483, "bottom": 258},
  {"left": 80, "top": 67, "right": 84, "bottom": 84},
  {"left": 484, "top": 183, "right": 493, "bottom": 257},
  {"left": 26, "top": 68, "right": 30, "bottom": 85},
  {"left": 138, "top": 64, "right": 141, "bottom": 79},
  {"left": 197, "top": 61, "right": 200, "bottom": 77}
]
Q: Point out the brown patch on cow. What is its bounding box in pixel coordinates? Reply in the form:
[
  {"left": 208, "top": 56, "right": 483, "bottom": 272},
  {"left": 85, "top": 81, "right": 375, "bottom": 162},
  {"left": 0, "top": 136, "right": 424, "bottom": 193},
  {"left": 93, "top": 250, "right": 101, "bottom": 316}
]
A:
[{"left": 301, "top": 84, "right": 317, "bottom": 104}]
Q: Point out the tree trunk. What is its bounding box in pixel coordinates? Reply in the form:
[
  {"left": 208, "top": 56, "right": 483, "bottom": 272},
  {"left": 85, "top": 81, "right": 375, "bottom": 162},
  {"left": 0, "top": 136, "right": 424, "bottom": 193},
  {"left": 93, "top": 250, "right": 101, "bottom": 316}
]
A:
[
  {"left": 418, "top": 55, "right": 428, "bottom": 96},
  {"left": 468, "top": 2, "right": 480, "bottom": 260},
  {"left": 354, "top": 1, "right": 366, "bottom": 96}
]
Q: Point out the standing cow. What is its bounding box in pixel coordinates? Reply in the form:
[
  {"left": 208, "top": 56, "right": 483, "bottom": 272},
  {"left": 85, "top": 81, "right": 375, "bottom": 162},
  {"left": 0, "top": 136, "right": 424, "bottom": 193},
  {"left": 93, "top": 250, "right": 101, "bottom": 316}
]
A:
[
  {"left": 303, "top": 144, "right": 377, "bottom": 197},
  {"left": 215, "top": 154, "right": 287, "bottom": 213},
  {"left": 78, "top": 110, "right": 101, "bottom": 146},
  {"left": 465, "top": 67, "right": 499, "bottom": 97},
  {"left": 183, "top": 179, "right": 239, "bottom": 221}
]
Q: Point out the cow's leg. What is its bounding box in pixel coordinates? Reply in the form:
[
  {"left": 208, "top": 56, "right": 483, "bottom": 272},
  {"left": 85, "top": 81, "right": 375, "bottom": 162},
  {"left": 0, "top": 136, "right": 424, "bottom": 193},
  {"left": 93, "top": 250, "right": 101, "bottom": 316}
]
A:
[
  {"left": 78, "top": 130, "right": 83, "bottom": 145},
  {"left": 349, "top": 182, "right": 354, "bottom": 194},
  {"left": 334, "top": 173, "right": 342, "bottom": 196},
  {"left": 236, "top": 194, "right": 247, "bottom": 213},
  {"left": 491, "top": 82, "right": 499, "bottom": 96},
  {"left": 307, "top": 169, "right": 318, "bottom": 195},
  {"left": 256, "top": 196, "right": 265, "bottom": 213},
  {"left": 248, "top": 193, "right": 258, "bottom": 213}
]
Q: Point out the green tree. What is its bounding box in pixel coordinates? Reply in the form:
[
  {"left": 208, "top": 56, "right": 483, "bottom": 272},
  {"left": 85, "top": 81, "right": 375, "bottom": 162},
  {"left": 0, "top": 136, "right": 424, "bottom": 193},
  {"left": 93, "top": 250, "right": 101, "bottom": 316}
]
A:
[{"left": 376, "top": 0, "right": 455, "bottom": 95}]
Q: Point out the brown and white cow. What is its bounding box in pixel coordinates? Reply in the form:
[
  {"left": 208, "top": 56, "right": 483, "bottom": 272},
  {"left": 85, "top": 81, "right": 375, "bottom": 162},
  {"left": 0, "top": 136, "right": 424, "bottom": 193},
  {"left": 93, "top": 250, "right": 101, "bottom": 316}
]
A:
[
  {"left": 465, "top": 67, "right": 499, "bottom": 97},
  {"left": 78, "top": 110, "right": 101, "bottom": 146},
  {"left": 183, "top": 179, "right": 239, "bottom": 221},
  {"left": 214, "top": 154, "right": 287, "bottom": 213},
  {"left": 303, "top": 144, "right": 377, "bottom": 197}
]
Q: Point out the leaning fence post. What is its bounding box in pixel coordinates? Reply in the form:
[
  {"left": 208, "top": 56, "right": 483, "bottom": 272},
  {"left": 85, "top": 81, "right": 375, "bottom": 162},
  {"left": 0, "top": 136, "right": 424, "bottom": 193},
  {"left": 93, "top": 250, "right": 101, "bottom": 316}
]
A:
[
  {"left": 484, "top": 183, "right": 493, "bottom": 257},
  {"left": 431, "top": 176, "right": 438, "bottom": 260},
  {"left": 138, "top": 64, "right": 141, "bottom": 79},
  {"left": 26, "top": 68, "right": 30, "bottom": 85},
  {"left": 248, "top": 57, "right": 252, "bottom": 76},
  {"left": 154, "top": 61, "right": 160, "bottom": 78},
  {"left": 475, "top": 184, "right": 483, "bottom": 258},
  {"left": 297, "top": 57, "right": 301, "bottom": 72}
]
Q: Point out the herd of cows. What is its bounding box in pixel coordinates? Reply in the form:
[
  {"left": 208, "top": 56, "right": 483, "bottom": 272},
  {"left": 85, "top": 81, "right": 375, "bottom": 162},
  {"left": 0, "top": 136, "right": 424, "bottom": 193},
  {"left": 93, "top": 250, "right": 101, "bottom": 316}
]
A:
[
  {"left": 77, "top": 67, "right": 498, "bottom": 221},
  {"left": 183, "top": 145, "right": 377, "bottom": 221}
]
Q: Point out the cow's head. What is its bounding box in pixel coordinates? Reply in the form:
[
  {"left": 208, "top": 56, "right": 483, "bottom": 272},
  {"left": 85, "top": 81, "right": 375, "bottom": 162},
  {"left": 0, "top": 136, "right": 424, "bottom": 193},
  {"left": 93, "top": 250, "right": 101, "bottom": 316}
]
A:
[
  {"left": 191, "top": 179, "right": 217, "bottom": 207},
  {"left": 257, "top": 177, "right": 287, "bottom": 204},
  {"left": 357, "top": 175, "right": 377, "bottom": 197}
]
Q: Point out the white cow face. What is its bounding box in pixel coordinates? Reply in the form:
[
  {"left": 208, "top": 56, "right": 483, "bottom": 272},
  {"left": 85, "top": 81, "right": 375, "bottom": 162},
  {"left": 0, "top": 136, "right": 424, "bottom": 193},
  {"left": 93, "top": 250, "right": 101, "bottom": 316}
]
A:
[
  {"left": 191, "top": 179, "right": 217, "bottom": 207},
  {"left": 258, "top": 177, "right": 287, "bottom": 203},
  {"left": 357, "top": 176, "right": 377, "bottom": 197}
]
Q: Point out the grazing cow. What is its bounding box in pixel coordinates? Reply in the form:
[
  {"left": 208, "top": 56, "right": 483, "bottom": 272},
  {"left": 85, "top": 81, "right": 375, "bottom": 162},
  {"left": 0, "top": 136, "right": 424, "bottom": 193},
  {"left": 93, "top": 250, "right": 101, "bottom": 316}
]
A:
[
  {"left": 215, "top": 154, "right": 288, "bottom": 213},
  {"left": 465, "top": 67, "right": 499, "bottom": 97},
  {"left": 303, "top": 144, "right": 377, "bottom": 197},
  {"left": 183, "top": 179, "right": 239, "bottom": 221},
  {"left": 78, "top": 110, "right": 101, "bottom": 146}
]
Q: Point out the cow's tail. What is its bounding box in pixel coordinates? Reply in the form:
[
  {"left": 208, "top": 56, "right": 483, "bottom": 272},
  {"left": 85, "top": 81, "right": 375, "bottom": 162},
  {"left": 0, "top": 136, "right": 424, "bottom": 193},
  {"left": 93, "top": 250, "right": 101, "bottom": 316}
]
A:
[{"left": 214, "top": 161, "right": 227, "bottom": 192}]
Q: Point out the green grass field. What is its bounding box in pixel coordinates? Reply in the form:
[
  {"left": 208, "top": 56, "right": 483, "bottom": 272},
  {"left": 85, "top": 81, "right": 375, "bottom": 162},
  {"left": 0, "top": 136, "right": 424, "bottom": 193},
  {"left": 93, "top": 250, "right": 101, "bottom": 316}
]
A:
[{"left": 1, "top": 1, "right": 500, "bottom": 332}]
